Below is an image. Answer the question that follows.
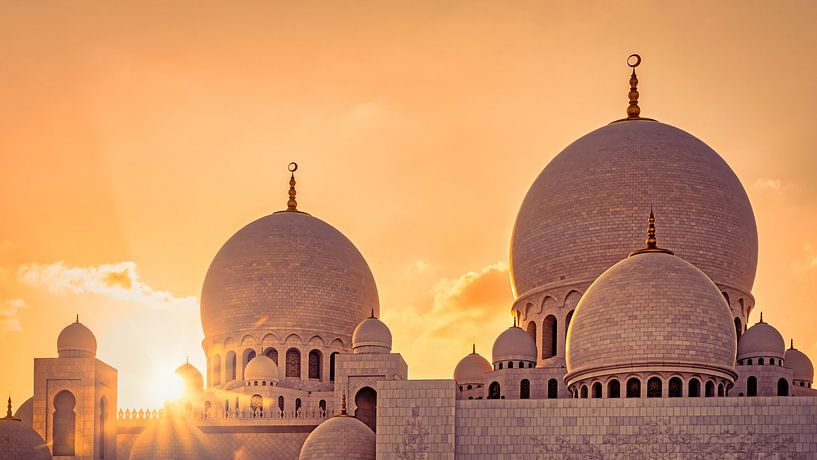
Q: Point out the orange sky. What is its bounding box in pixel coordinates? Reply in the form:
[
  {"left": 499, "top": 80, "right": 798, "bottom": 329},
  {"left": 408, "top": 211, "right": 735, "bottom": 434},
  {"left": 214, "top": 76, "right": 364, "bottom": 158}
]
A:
[{"left": 2, "top": 1, "right": 817, "bottom": 409}]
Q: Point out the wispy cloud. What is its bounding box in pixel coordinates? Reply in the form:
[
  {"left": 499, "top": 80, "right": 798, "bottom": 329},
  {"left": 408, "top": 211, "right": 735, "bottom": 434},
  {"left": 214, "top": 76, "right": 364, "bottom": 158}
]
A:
[
  {"left": 17, "top": 261, "right": 197, "bottom": 310},
  {"left": 0, "top": 298, "right": 29, "bottom": 332}
]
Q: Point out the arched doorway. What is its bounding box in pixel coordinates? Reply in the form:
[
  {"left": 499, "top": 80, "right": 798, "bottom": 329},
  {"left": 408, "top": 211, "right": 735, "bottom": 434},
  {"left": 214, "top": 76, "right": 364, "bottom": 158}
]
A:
[
  {"left": 778, "top": 378, "right": 789, "bottom": 396},
  {"left": 53, "top": 390, "right": 76, "bottom": 456},
  {"left": 355, "top": 387, "right": 377, "bottom": 432}
]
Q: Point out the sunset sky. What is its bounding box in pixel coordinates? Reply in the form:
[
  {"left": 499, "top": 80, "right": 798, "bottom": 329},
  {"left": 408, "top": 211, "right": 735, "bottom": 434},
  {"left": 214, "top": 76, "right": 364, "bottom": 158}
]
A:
[{"left": 2, "top": 1, "right": 817, "bottom": 409}]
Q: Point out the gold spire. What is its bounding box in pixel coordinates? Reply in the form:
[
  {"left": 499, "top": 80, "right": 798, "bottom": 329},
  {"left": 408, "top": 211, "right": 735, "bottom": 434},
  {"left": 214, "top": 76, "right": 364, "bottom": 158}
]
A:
[
  {"left": 627, "top": 54, "right": 641, "bottom": 119},
  {"left": 760, "top": 312, "right": 764, "bottom": 323},
  {"left": 791, "top": 339, "right": 795, "bottom": 349},
  {"left": 629, "top": 208, "right": 675, "bottom": 257},
  {"left": 472, "top": 344, "right": 476, "bottom": 354},
  {"left": 286, "top": 162, "right": 298, "bottom": 211},
  {"left": 337, "top": 394, "right": 349, "bottom": 416},
  {"left": 3, "top": 396, "right": 20, "bottom": 421}
]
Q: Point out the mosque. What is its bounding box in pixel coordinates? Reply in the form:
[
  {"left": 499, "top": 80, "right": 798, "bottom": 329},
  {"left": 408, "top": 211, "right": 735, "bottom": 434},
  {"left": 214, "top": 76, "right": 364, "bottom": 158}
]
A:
[{"left": 3, "top": 55, "right": 817, "bottom": 459}]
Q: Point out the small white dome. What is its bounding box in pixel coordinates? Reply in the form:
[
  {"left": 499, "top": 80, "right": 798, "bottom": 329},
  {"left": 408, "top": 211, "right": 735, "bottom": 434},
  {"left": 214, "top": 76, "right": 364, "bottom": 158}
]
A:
[
  {"left": 299, "top": 414, "right": 375, "bottom": 460},
  {"left": 492, "top": 326, "right": 537, "bottom": 364},
  {"left": 352, "top": 315, "right": 392, "bottom": 354},
  {"left": 737, "top": 319, "right": 785, "bottom": 361},
  {"left": 175, "top": 362, "right": 204, "bottom": 393},
  {"left": 454, "top": 348, "right": 492, "bottom": 384},
  {"left": 57, "top": 319, "right": 97, "bottom": 358},
  {"left": 785, "top": 343, "right": 814, "bottom": 383},
  {"left": 244, "top": 355, "right": 279, "bottom": 383}
]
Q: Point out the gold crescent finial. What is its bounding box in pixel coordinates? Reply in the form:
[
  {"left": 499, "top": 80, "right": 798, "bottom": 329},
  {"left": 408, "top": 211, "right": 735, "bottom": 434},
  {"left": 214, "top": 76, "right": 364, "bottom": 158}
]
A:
[
  {"left": 3, "top": 396, "right": 20, "bottom": 421},
  {"left": 627, "top": 54, "right": 641, "bottom": 119},
  {"left": 339, "top": 394, "right": 348, "bottom": 416},
  {"left": 629, "top": 208, "right": 675, "bottom": 257},
  {"left": 286, "top": 162, "right": 298, "bottom": 211}
]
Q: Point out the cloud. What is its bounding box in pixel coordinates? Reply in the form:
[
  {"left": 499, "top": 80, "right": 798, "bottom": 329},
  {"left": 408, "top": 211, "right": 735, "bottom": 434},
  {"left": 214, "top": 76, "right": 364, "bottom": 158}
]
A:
[
  {"left": 17, "top": 261, "right": 197, "bottom": 310},
  {"left": 383, "top": 262, "right": 514, "bottom": 378},
  {"left": 0, "top": 298, "right": 29, "bottom": 332}
]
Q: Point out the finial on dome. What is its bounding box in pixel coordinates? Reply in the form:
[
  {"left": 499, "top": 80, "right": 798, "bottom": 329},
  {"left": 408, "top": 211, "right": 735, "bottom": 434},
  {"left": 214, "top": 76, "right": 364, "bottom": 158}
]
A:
[
  {"left": 791, "top": 339, "right": 795, "bottom": 349},
  {"left": 513, "top": 316, "right": 517, "bottom": 328},
  {"left": 339, "top": 394, "right": 348, "bottom": 416},
  {"left": 760, "top": 312, "right": 764, "bottom": 323},
  {"left": 626, "top": 54, "right": 641, "bottom": 119},
  {"left": 472, "top": 343, "right": 476, "bottom": 354},
  {"left": 76, "top": 314, "right": 79, "bottom": 323},
  {"left": 286, "top": 162, "right": 298, "bottom": 211},
  {"left": 629, "top": 209, "right": 675, "bottom": 257},
  {"left": 370, "top": 308, "right": 375, "bottom": 319},
  {"left": 3, "top": 396, "right": 19, "bottom": 421}
]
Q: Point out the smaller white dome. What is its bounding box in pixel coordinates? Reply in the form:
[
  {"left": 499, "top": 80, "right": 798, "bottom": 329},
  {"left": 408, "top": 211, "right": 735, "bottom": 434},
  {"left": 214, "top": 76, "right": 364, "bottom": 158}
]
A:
[
  {"left": 244, "top": 355, "right": 279, "bottom": 383},
  {"left": 454, "top": 347, "right": 492, "bottom": 384},
  {"left": 492, "top": 326, "right": 537, "bottom": 364},
  {"left": 737, "top": 318, "right": 785, "bottom": 361},
  {"left": 352, "top": 314, "right": 392, "bottom": 354},
  {"left": 57, "top": 319, "right": 97, "bottom": 358},
  {"left": 785, "top": 342, "right": 814, "bottom": 383},
  {"left": 0, "top": 398, "right": 51, "bottom": 460},
  {"left": 299, "top": 414, "right": 375, "bottom": 460},
  {"left": 175, "top": 362, "right": 204, "bottom": 393}
]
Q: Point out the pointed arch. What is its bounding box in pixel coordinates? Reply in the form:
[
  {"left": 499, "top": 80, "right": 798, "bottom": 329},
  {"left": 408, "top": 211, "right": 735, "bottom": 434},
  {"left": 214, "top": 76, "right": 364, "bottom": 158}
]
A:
[{"left": 53, "top": 390, "right": 76, "bottom": 456}]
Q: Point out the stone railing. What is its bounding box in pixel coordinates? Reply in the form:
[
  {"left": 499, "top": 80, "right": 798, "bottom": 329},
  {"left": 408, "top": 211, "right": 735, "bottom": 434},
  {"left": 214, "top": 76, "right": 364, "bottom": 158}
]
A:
[
  {"left": 116, "top": 407, "right": 328, "bottom": 424},
  {"left": 117, "top": 408, "right": 163, "bottom": 425}
]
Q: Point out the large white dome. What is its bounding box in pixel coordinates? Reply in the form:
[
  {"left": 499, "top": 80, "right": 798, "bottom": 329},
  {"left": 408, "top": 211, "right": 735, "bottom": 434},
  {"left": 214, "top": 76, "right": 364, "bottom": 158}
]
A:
[
  {"left": 565, "top": 250, "right": 737, "bottom": 385},
  {"left": 299, "top": 414, "right": 375, "bottom": 459},
  {"left": 200, "top": 210, "right": 379, "bottom": 342},
  {"left": 511, "top": 120, "right": 757, "bottom": 299}
]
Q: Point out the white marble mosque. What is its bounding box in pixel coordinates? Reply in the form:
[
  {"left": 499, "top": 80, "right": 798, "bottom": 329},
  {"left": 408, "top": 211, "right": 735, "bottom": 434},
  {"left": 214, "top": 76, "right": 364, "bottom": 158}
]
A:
[{"left": 3, "top": 55, "right": 817, "bottom": 459}]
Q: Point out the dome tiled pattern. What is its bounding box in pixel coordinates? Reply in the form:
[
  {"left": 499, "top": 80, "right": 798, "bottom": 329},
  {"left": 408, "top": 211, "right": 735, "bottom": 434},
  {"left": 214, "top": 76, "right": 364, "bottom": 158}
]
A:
[
  {"left": 737, "top": 321, "right": 785, "bottom": 360},
  {"left": 57, "top": 321, "right": 97, "bottom": 357},
  {"left": 511, "top": 120, "right": 757, "bottom": 298},
  {"left": 352, "top": 316, "right": 392, "bottom": 353},
  {"left": 299, "top": 415, "right": 375, "bottom": 460},
  {"left": 492, "top": 326, "right": 538, "bottom": 364},
  {"left": 0, "top": 418, "right": 51, "bottom": 460},
  {"left": 786, "top": 347, "right": 814, "bottom": 383},
  {"left": 244, "top": 355, "right": 279, "bottom": 382},
  {"left": 566, "top": 252, "right": 737, "bottom": 381},
  {"left": 201, "top": 211, "right": 379, "bottom": 341},
  {"left": 129, "top": 416, "right": 214, "bottom": 460},
  {"left": 454, "top": 352, "right": 492, "bottom": 384}
]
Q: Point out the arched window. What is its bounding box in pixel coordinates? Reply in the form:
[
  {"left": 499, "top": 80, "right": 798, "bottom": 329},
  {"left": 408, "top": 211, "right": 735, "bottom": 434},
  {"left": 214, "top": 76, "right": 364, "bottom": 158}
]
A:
[
  {"left": 286, "top": 348, "right": 301, "bottom": 378},
  {"left": 466, "top": 384, "right": 472, "bottom": 390},
  {"left": 226, "top": 351, "right": 237, "bottom": 381},
  {"left": 706, "top": 380, "right": 716, "bottom": 397},
  {"left": 734, "top": 317, "right": 742, "bottom": 340},
  {"left": 688, "top": 378, "right": 701, "bottom": 397},
  {"left": 542, "top": 315, "right": 557, "bottom": 358},
  {"left": 592, "top": 382, "right": 602, "bottom": 399},
  {"left": 489, "top": 381, "right": 501, "bottom": 399},
  {"left": 329, "top": 352, "right": 338, "bottom": 381},
  {"left": 210, "top": 354, "right": 222, "bottom": 386},
  {"left": 508, "top": 361, "right": 514, "bottom": 369},
  {"left": 308, "top": 350, "right": 322, "bottom": 380},
  {"left": 319, "top": 400, "right": 326, "bottom": 415},
  {"left": 580, "top": 385, "right": 588, "bottom": 398},
  {"left": 53, "top": 390, "right": 76, "bottom": 456},
  {"left": 518, "top": 361, "right": 524, "bottom": 368},
  {"left": 526, "top": 321, "right": 537, "bottom": 356},
  {"left": 769, "top": 358, "right": 775, "bottom": 366},
  {"left": 718, "top": 384, "right": 725, "bottom": 397},
  {"left": 548, "top": 379, "right": 558, "bottom": 399},
  {"left": 747, "top": 358, "right": 753, "bottom": 365},
  {"left": 277, "top": 396, "right": 285, "bottom": 413},
  {"left": 565, "top": 310, "right": 575, "bottom": 337},
  {"left": 264, "top": 347, "right": 278, "bottom": 365},
  {"left": 251, "top": 394, "right": 263, "bottom": 418},
  {"left": 99, "top": 396, "right": 107, "bottom": 458},
  {"left": 607, "top": 379, "right": 620, "bottom": 398},
  {"left": 668, "top": 377, "right": 682, "bottom": 397},
  {"left": 520, "top": 379, "right": 530, "bottom": 399},
  {"left": 498, "top": 362, "right": 503, "bottom": 370},
  {"left": 355, "top": 387, "right": 377, "bottom": 432},
  {"left": 647, "top": 377, "right": 662, "bottom": 398},
  {"left": 747, "top": 377, "right": 757, "bottom": 396},
  {"left": 626, "top": 378, "right": 641, "bottom": 398},
  {"left": 242, "top": 348, "right": 256, "bottom": 378},
  {"left": 758, "top": 358, "right": 764, "bottom": 365},
  {"left": 295, "top": 398, "right": 302, "bottom": 415}
]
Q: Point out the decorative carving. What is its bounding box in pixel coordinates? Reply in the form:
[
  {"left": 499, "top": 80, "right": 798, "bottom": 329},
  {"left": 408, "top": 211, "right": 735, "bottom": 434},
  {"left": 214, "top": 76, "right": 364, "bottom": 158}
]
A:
[
  {"left": 395, "top": 411, "right": 429, "bottom": 460},
  {"left": 286, "top": 349, "right": 300, "bottom": 378}
]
